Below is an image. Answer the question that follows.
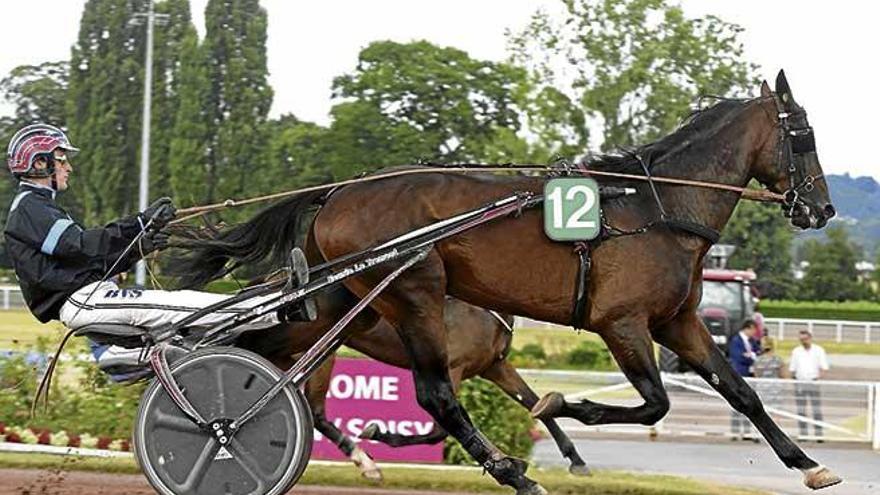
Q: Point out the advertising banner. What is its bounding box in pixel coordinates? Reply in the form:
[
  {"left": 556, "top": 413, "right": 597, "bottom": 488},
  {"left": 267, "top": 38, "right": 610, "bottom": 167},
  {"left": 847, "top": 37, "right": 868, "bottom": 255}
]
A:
[{"left": 311, "top": 358, "right": 443, "bottom": 463}]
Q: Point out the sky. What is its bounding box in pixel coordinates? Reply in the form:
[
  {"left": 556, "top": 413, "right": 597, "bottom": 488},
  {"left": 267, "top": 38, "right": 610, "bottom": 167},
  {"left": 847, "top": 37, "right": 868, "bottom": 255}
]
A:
[{"left": 0, "top": 0, "right": 877, "bottom": 180}]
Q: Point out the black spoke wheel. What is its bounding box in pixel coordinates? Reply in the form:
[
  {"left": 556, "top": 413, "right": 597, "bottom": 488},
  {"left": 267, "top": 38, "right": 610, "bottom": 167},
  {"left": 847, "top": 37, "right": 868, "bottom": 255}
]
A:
[{"left": 133, "top": 347, "right": 312, "bottom": 495}]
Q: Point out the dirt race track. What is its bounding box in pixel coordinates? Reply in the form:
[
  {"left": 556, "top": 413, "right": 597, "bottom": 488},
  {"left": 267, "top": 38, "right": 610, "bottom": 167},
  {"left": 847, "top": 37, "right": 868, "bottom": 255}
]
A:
[{"left": 0, "top": 469, "right": 470, "bottom": 495}]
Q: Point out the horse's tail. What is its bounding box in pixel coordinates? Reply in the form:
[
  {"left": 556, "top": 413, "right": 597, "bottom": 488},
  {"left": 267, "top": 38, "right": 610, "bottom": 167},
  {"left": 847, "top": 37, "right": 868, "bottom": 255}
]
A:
[{"left": 170, "top": 190, "right": 326, "bottom": 289}]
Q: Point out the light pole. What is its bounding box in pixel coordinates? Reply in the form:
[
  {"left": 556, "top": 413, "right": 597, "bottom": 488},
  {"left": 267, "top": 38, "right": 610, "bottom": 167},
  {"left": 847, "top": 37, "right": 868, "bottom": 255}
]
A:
[{"left": 131, "top": 0, "right": 168, "bottom": 287}]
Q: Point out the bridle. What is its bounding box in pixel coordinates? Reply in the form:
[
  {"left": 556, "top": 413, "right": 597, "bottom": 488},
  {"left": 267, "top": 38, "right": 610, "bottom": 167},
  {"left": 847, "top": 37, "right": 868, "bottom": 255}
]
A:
[{"left": 772, "top": 95, "right": 821, "bottom": 219}]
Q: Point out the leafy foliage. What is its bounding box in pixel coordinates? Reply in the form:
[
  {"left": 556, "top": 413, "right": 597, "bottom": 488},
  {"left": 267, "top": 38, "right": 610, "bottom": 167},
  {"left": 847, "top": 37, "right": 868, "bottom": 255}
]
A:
[
  {"left": 65, "top": 0, "right": 194, "bottom": 224},
  {"left": 202, "top": 0, "right": 273, "bottom": 210},
  {"left": 720, "top": 197, "right": 795, "bottom": 299},
  {"left": 0, "top": 340, "right": 143, "bottom": 439},
  {"left": 797, "top": 227, "right": 873, "bottom": 301},
  {"left": 325, "top": 40, "right": 586, "bottom": 179},
  {"left": 443, "top": 378, "right": 535, "bottom": 464},
  {"left": 509, "top": 0, "right": 758, "bottom": 150}
]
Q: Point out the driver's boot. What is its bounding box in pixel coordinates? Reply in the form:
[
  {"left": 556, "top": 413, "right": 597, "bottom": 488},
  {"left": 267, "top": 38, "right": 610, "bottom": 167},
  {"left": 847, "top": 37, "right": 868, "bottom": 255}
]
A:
[{"left": 278, "top": 247, "right": 318, "bottom": 322}]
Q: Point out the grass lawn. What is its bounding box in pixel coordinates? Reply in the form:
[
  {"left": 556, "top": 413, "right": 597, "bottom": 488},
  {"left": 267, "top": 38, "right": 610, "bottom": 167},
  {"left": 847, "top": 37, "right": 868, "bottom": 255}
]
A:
[
  {"left": 0, "top": 310, "right": 61, "bottom": 348},
  {"left": 0, "top": 452, "right": 766, "bottom": 495}
]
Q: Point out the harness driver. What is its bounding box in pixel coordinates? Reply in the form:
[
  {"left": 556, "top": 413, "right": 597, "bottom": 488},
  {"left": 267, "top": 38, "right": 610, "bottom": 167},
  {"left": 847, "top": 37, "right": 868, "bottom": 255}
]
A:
[{"left": 3, "top": 124, "right": 306, "bottom": 377}]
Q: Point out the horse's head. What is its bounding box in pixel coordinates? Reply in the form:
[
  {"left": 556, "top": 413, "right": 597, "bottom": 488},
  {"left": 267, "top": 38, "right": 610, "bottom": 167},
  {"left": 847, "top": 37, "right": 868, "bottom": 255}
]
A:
[{"left": 752, "top": 70, "right": 835, "bottom": 229}]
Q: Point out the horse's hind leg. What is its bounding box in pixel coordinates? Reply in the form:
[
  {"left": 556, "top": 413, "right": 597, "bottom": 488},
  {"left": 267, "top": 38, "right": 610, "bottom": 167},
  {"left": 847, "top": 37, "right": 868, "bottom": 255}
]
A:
[
  {"left": 352, "top": 252, "right": 545, "bottom": 495},
  {"left": 360, "top": 423, "right": 449, "bottom": 446},
  {"left": 534, "top": 317, "right": 669, "bottom": 427},
  {"left": 481, "top": 360, "right": 591, "bottom": 476},
  {"left": 360, "top": 366, "right": 461, "bottom": 447},
  {"left": 304, "top": 353, "right": 383, "bottom": 481},
  {"left": 654, "top": 310, "right": 841, "bottom": 490}
]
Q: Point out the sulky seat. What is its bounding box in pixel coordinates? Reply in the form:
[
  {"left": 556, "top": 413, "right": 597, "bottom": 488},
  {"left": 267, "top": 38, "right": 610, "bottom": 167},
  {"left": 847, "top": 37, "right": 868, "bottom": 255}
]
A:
[{"left": 74, "top": 323, "right": 150, "bottom": 349}]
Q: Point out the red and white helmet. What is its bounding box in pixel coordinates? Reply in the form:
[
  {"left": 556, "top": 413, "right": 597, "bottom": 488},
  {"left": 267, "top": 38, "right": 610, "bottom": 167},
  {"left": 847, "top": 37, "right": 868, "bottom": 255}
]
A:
[{"left": 6, "top": 123, "right": 79, "bottom": 177}]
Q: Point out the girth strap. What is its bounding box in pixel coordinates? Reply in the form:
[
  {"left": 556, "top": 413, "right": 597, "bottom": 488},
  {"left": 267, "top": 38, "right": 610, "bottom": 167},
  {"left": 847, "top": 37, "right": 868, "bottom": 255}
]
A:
[
  {"left": 571, "top": 242, "right": 593, "bottom": 330},
  {"left": 664, "top": 218, "right": 721, "bottom": 244}
]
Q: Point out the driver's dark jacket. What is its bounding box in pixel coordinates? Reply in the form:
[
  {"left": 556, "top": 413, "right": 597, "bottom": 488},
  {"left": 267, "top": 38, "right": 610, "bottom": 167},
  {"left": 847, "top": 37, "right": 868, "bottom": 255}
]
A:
[{"left": 3, "top": 182, "right": 142, "bottom": 322}]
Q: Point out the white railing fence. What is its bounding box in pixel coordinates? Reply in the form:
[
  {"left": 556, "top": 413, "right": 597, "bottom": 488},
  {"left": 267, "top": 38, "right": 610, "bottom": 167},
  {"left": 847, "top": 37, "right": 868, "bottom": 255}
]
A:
[
  {"left": 764, "top": 317, "right": 880, "bottom": 344},
  {"left": 517, "top": 369, "right": 880, "bottom": 450},
  {"left": 0, "top": 286, "right": 26, "bottom": 310}
]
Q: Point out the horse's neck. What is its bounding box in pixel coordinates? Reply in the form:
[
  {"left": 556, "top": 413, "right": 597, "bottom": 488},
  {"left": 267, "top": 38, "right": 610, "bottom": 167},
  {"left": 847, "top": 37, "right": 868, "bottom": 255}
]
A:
[{"left": 656, "top": 107, "right": 766, "bottom": 235}]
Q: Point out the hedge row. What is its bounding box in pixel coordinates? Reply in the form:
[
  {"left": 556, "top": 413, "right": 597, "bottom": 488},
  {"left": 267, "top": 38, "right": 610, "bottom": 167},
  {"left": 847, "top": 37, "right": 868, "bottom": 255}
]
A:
[
  {"left": 761, "top": 299, "right": 880, "bottom": 322},
  {"left": 508, "top": 339, "right": 616, "bottom": 371}
]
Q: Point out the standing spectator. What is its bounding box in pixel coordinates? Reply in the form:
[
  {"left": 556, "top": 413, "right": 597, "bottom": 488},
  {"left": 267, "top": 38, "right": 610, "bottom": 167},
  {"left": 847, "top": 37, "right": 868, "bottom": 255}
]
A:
[
  {"left": 753, "top": 336, "right": 787, "bottom": 414},
  {"left": 728, "top": 320, "right": 758, "bottom": 440},
  {"left": 790, "top": 329, "right": 829, "bottom": 440}
]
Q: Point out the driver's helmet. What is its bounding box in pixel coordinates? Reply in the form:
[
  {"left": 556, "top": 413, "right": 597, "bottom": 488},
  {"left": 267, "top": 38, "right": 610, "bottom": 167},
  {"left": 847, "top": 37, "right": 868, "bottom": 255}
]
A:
[{"left": 6, "top": 123, "right": 79, "bottom": 178}]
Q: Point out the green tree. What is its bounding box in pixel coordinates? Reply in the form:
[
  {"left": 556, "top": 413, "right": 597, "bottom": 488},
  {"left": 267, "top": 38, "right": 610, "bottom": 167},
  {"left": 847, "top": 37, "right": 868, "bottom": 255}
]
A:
[
  {"left": 202, "top": 0, "right": 273, "bottom": 206},
  {"left": 509, "top": 0, "right": 758, "bottom": 150},
  {"left": 66, "top": 0, "right": 193, "bottom": 224},
  {"left": 149, "top": 0, "right": 197, "bottom": 199},
  {"left": 263, "top": 115, "right": 333, "bottom": 189},
  {"left": 326, "top": 40, "right": 583, "bottom": 179},
  {"left": 720, "top": 199, "right": 795, "bottom": 299},
  {"left": 798, "top": 227, "right": 872, "bottom": 301},
  {"left": 0, "top": 62, "right": 69, "bottom": 125},
  {"left": 66, "top": 0, "right": 145, "bottom": 223},
  {"left": 168, "top": 23, "right": 211, "bottom": 205}
]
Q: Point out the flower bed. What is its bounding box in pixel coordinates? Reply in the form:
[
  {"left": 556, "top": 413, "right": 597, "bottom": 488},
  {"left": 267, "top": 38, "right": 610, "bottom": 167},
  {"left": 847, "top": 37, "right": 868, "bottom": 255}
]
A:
[{"left": 0, "top": 422, "right": 129, "bottom": 452}]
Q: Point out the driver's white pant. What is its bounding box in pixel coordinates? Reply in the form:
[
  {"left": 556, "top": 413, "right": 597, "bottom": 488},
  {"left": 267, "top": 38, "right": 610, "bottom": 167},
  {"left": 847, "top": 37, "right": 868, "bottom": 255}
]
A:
[{"left": 59, "top": 281, "right": 280, "bottom": 331}]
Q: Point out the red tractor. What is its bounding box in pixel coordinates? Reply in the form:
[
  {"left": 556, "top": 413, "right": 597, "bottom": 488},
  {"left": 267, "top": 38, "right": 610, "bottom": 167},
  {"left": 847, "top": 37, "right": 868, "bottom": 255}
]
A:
[{"left": 659, "top": 268, "right": 764, "bottom": 373}]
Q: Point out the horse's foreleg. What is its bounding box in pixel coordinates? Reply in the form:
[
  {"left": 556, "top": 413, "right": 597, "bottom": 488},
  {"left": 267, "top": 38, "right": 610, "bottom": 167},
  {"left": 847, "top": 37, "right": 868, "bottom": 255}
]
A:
[
  {"left": 533, "top": 317, "right": 669, "bottom": 427},
  {"left": 367, "top": 253, "right": 545, "bottom": 495},
  {"left": 481, "top": 360, "right": 591, "bottom": 476},
  {"left": 654, "top": 311, "right": 841, "bottom": 491}
]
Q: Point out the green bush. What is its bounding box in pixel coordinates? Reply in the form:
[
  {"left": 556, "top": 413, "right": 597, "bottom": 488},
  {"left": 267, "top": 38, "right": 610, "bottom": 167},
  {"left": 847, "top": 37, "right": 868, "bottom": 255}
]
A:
[
  {"left": 0, "top": 341, "right": 143, "bottom": 440},
  {"left": 444, "top": 378, "right": 535, "bottom": 465},
  {"left": 566, "top": 340, "right": 614, "bottom": 370},
  {"left": 508, "top": 343, "right": 548, "bottom": 368},
  {"left": 761, "top": 299, "right": 880, "bottom": 322}
]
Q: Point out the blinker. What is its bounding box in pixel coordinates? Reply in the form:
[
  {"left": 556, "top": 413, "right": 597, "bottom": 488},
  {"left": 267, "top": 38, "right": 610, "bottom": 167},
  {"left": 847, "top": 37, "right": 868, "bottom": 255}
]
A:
[{"left": 790, "top": 127, "right": 816, "bottom": 154}]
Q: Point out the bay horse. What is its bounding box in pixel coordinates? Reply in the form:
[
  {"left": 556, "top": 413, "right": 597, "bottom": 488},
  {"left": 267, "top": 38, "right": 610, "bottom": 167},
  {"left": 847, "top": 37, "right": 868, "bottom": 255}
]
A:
[
  {"left": 232, "top": 289, "right": 591, "bottom": 479},
  {"left": 177, "top": 71, "right": 839, "bottom": 494}
]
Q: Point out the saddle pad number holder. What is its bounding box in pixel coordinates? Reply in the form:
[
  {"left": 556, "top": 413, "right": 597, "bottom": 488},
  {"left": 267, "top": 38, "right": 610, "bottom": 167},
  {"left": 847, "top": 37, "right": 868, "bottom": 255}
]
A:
[{"left": 544, "top": 178, "right": 601, "bottom": 241}]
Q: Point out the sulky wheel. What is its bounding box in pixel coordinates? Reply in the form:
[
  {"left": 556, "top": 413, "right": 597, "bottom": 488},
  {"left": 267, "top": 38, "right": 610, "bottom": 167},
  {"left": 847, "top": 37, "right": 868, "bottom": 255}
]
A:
[{"left": 133, "top": 347, "right": 312, "bottom": 495}]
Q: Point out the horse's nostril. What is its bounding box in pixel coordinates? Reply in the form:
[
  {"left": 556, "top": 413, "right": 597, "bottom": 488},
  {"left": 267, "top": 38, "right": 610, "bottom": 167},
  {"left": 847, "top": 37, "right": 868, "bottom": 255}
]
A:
[{"left": 824, "top": 204, "right": 836, "bottom": 218}]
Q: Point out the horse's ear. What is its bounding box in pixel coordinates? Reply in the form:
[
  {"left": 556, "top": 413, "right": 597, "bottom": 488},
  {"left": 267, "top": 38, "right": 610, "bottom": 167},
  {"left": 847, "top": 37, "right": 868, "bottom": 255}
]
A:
[
  {"left": 760, "top": 80, "right": 772, "bottom": 98},
  {"left": 775, "top": 69, "right": 795, "bottom": 106}
]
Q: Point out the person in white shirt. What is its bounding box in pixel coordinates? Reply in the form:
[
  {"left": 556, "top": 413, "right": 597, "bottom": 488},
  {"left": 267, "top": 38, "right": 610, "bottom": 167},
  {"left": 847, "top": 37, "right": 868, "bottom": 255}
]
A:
[{"left": 789, "top": 329, "right": 830, "bottom": 439}]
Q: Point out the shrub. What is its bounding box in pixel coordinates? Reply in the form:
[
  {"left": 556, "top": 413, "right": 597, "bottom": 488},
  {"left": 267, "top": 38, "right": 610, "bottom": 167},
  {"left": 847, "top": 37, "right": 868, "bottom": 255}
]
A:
[
  {"left": 0, "top": 341, "right": 143, "bottom": 440},
  {"left": 508, "top": 343, "right": 548, "bottom": 368},
  {"left": 444, "top": 378, "right": 535, "bottom": 465},
  {"left": 566, "top": 340, "right": 614, "bottom": 370}
]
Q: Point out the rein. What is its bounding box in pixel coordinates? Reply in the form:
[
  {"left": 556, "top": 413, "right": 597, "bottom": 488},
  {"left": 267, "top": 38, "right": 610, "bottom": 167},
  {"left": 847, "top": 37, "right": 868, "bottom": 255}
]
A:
[{"left": 169, "top": 165, "right": 784, "bottom": 226}]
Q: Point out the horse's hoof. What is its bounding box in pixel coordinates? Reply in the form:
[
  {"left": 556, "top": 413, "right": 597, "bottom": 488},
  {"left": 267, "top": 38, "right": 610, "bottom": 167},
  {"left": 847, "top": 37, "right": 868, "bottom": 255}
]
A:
[
  {"left": 532, "top": 392, "right": 565, "bottom": 420},
  {"left": 350, "top": 447, "right": 383, "bottom": 482},
  {"left": 516, "top": 482, "right": 548, "bottom": 495},
  {"left": 803, "top": 465, "right": 843, "bottom": 490},
  {"left": 359, "top": 423, "right": 381, "bottom": 440},
  {"left": 569, "top": 463, "right": 592, "bottom": 477}
]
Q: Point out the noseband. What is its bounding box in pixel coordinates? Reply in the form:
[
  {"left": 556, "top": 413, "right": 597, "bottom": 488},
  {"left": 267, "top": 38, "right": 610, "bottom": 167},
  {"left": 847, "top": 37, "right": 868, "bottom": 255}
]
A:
[{"left": 773, "top": 96, "right": 821, "bottom": 217}]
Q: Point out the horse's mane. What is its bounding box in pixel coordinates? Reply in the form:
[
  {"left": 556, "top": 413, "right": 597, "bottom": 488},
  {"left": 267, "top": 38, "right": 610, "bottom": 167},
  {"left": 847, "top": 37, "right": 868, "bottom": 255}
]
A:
[{"left": 587, "top": 97, "right": 754, "bottom": 175}]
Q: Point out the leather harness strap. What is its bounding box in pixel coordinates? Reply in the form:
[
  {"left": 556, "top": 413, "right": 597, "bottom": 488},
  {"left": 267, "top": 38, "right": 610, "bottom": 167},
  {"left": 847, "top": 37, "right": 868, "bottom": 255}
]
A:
[{"left": 571, "top": 241, "right": 592, "bottom": 329}]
